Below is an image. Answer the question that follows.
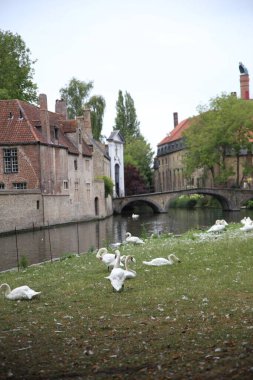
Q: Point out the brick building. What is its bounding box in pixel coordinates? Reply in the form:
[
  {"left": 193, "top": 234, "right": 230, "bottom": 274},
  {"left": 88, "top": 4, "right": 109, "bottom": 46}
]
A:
[
  {"left": 154, "top": 64, "right": 253, "bottom": 192},
  {"left": 0, "top": 94, "right": 115, "bottom": 233}
]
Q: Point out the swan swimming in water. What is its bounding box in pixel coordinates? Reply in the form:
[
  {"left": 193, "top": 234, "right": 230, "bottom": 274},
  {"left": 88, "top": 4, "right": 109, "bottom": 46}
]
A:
[
  {"left": 96, "top": 247, "right": 124, "bottom": 271},
  {"left": 125, "top": 232, "right": 144, "bottom": 244},
  {"left": 143, "top": 253, "right": 181, "bottom": 266},
  {"left": 0, "top": 283, "right": 41, "bottom": 300},
  {"left": 132, "top": 213, "right": 139, "bottom": 220},
  {"left": 105, "top": 251, "right": 127, "bottom": 292}
]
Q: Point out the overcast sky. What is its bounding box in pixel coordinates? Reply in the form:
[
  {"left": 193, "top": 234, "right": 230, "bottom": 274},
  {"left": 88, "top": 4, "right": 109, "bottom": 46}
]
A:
[{"left": 1, "top": 0, "right": 253, "bottom": 152}]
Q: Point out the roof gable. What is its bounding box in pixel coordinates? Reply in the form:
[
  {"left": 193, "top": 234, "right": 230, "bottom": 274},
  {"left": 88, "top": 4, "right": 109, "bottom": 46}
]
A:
[{"left": 158, "top": 118, "right": 193, "bottom": 146}]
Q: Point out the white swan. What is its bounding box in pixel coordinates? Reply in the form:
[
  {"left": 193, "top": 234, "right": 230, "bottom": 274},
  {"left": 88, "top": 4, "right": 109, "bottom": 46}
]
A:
[
  {"left": 105, "top": 251, "right": 126, "bottom": 292},
  {"left": 0, "top": 283, "right": 41, "bottom": 300},
  {"left": 240, "top": 221, "right": 253, "bottom": 232},
  {"left": 124, "top": 255, "right": 137, "bottom": 279},
  {"left": 96, "top": 247, "right": 123, "bottom": 271},
  {"left": 215, "top": 219, "right": 228, "bottom": 225},
  {"left": 240, "top": 216, "right": 253, "bottom": 225},
  {"left": 143, "top": 253, "right": 181, "bottom": 266},
  {"left": 132, "top": 213, "right": 139, "bottom": 220},
  {"left": 125, "top": 232, "right": 144, "bottom": 244},
  {"left": 207, "top": 224, "right": 226, "bottom": 233}
]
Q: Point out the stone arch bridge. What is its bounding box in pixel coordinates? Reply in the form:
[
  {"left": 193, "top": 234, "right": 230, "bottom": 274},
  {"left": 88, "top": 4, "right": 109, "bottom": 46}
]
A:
[{"left": 113, "top": 188, "right": 253, "bottom": 213}]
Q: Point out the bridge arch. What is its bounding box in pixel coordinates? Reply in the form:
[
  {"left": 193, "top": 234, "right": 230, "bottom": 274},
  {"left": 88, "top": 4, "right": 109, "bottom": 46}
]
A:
[
  {"left": 113, "top": 188, "right": 253, "bottom": 213},
  {"left": 164, "top": 190, "right": 231, "bottom": 211},
  {"left": 116, "top": 198, "right": 163, "bottom": 214}
]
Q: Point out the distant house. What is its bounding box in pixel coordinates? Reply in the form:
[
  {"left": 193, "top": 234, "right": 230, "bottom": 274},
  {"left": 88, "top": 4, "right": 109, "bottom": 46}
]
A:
[
  {"left": 154, "top": 65, "right": 253, "bottom": 192},
  {"left": 0, "top": 94, "right": 115, "bottom": 233}
]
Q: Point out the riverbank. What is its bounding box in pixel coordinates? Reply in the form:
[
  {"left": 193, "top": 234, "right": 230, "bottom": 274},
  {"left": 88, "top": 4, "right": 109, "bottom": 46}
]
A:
[{"left": 0, "top": 224, "right": 252, "bottom": 379}]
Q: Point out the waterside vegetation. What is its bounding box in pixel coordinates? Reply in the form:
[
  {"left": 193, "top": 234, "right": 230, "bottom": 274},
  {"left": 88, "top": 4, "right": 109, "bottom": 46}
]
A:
[{"left": 0, "top": 224, "right": 252, "bottom": 379}]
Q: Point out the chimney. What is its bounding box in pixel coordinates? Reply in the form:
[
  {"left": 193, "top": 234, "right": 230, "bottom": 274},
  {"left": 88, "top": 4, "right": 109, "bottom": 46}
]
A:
[
  {"left": 55, "top": 99, "right": 67, "bottom": 119},
  {"left": 239, "top": 62, "right": 250, "bottom": 100},
  {"left": 83, "top": 107, "right": 93, "bottom": 139},
  {"left": 240, "top": 74, "right": 250, "bottom": 100},
  {"left": 173, "top": 112, "right": 178, "bottom": 128},
  {"left": 39, "top": 94, "right": 51, "bottom": 143}
]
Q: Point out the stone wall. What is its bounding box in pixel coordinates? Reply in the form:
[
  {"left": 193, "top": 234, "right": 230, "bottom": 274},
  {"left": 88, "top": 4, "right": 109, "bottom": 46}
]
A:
[{"left": 0, "top": 192, "right": 43, "bottom": 232}]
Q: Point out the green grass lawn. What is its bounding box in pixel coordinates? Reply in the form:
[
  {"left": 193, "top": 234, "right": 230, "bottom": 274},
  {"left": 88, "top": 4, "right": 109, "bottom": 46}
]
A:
[{"left": 0, "top": 224, "right": 252, "bottom": 379}]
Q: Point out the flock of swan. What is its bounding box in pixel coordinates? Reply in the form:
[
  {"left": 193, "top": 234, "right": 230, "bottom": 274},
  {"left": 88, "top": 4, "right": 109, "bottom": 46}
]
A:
[
  {"left": 206, "top": 217, "right": 253, "bottom": 233},
  {"left": 96, "top": 231, "right": 181, "bottom": 292},
  {"left": 1, "top": 216, "right": 252, "bottom": 299}
]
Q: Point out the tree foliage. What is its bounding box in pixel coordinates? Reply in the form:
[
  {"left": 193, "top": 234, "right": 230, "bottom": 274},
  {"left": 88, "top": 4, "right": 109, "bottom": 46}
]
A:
[
  {"left": 183, "top": 93, "right": 253, "bottom": 186},
  {"left": 0, "top": 29, "right": 38, "bottom": 102},
  {"left": 86, "top": 95, "right": 106, "bottom": 140},
  {"left": 114, "top": 90, "right": 154, "bottom": 193},
  {"left": 59, "top": 77, "right": 93, "bottom": 119},
  {"left": 124, "top": 164, "right": 147, "bottom": 195},
  {"left": 59, "top": 78, "right": 106, "bottom": 140},
  {"left": 124, "top": 136, "right": 154, "bottom": 186},
  {"left": 114, "top": 90, "right": 141, "bottom": 140}
]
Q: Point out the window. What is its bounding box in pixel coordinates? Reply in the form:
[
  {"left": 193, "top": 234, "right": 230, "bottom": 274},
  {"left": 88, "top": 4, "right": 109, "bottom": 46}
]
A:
[
  {"left": 36, "top": 200, "right": 40, "bottom": 209},
  {"left": 74, "top": 181, "right": 79, "bottom": 191},
  {"left": 78, "top": 130, "right": 82, "bottom": 144},
  {"left": 0, "top": 183, "right": 5, "bottom": 189},
  {"left": 4, "top": 148, "right": 18, "bottom": 173},
  {"left": 85, "top": 159, "right": 90, "bottom": 171},
  {"left": 74, "top": 159, "right": 78, "bottom": 170},
  {"left": 13, "top": 182, "right": 27, "bottom": 190},
  {"left": 54, "top": 127, "right": 59, "bottom": 140},
  {"left": 63, "top": 180, "right": 69, "bottom": 190}
]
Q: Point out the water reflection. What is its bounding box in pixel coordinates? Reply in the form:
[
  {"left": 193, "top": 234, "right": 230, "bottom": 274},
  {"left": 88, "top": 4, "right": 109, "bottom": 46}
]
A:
[{"left": 0, "top": 208, "right": 252, "bottom": 271}]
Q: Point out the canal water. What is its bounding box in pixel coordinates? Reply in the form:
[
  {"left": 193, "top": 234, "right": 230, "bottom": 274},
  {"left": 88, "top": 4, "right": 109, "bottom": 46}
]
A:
[{"left": 0, "top": 208, "right": 252, "bottom": 271}]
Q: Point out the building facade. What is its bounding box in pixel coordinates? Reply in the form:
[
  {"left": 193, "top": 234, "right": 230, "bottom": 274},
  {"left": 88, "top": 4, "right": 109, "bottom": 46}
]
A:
[
  {"left": 154, "top": 64, "right": 253, "bottom": 192},
  {"left": 0, "top": 94, "right": 118, "bottom": 233},
  {"left": 107, "top": 130, "right": 125, "bottom": 198}
]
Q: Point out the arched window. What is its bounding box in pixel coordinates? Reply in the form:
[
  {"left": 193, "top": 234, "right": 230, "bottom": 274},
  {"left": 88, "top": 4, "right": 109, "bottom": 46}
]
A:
[{"left": 115, "top": 164, "right": 120, "bottom": 197}]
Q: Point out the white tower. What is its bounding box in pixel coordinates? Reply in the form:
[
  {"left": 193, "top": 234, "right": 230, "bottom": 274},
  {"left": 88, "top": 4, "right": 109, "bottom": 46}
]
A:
[{"left": 107, "top": 131, "right": 125, "bottom": 197}]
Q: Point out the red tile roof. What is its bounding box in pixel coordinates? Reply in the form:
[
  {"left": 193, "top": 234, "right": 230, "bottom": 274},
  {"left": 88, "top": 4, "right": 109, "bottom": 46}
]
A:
[
  {"left": 158, "top": 118, "right": 193, "bottom": 146},
  {"left": 0, "top": 99, "right": 90, "bottom": 155}
]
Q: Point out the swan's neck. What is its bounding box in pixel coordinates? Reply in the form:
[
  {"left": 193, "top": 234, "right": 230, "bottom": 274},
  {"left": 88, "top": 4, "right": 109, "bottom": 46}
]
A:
[
  {"left": 97, "top": 248, "right": 107, "bottom": 258},
  {"left": 114, "top": 251, "right": 121, "bottom": 268}
]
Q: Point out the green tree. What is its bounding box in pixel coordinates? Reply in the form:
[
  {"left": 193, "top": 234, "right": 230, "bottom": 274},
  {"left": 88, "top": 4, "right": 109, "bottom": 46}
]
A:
[
  {"left": 183, "top": 93, "right": 253, "bottom": 186},
  {"left": 59, "top": 77, "right": 93, "bottom": 119},
  {"left": 59, "top": 78, "right": 106, "bottom": 140},
  {"left": 114, "top": 90, "right": 154, "bottom": 192},
  {"left": 86, "top": 95, "right": 106, "bottom": 140},
  {"left": 124, "top": 136, "right": 154, "bottom": 188},
  {"left": 114, "top": 90, "right": 141, "bottom": 140},
  {"left": 0, "top": 29, "right": 38, "bottom": 102}
]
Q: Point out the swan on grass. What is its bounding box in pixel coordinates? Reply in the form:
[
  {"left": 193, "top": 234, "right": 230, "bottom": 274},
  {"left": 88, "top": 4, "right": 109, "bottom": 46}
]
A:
[
  {"left": 240, "top": 216, "right": 253, "bottom": 225},
  {"left": 143, "top": 253, "right": 181, "bottom": 267},
  {"left": 215, "top": 219, "right": 228, "bottom": 226},
  {"left": 0, "top": 283, "right": 41, "bottom": 300},
  {"left": 96, "top": 247, "right": 124, "bottom": 271},
  {"left": 207, "top": 223, "right": 226, "bottom": 233},
  {"left": 240, "top": 221, "right": 253, "bottom": 232},
  {"left": 124, "top": 255, "right": 137, "bottom": 279},
  {"left": 125, "top": 232, "right": 144, "bottom": 245},
  {"left": 105, "top": 251, "right": 127, "bottom": 292}
]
